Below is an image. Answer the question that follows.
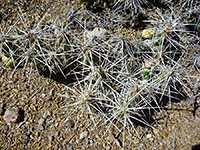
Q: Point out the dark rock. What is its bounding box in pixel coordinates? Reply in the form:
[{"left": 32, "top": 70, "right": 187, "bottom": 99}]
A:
[
  {"left": 192, "top": 144, "right": 200, "bottom": 150},
  {"left": 65, "top": 119, "right": 75, "bottom": 128},
  {"left": 3, "top": 125, "right": 9, "bottom": 132},
  {"left": 20, "top": 134, "right": 30, "bottom": 144},
  {"left": 0, "top": 107, "right": 4, "bottom": 115}
]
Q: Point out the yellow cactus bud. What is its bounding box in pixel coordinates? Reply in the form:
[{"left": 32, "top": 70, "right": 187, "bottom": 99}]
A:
[
  {"left": 142, "top": 28, "right": 154, "bottom": 38},
  {"left": 1, "top": 55, "right": 14, "bottom": 67}
]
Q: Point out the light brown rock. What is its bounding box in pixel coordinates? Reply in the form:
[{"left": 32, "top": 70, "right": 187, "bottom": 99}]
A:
[
  {"left": 38, "top": 118, "right": 45, "bottom": 125},
  {"left": 3, "top": 108, "right": 21, "bottom": 123}
]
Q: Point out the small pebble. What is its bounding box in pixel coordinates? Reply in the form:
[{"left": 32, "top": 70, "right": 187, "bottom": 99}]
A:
[
  {"left": 66, "top": 144, "right": 73, "bottom": 150},
  {"left": 3, "top": 107, "right": 22, "bottom": 123},
  {"left": 127, "top": 135, "right": 132, "bottom": 141},
  {"left": 0, "top": 107, "right": 4, "bottom": 115},
  {"left": 27, "top": 130, "right": 32, "bottom": 136},
  {"left": 35, "top": 132, "right": 40, "bottom": 137},
  {"left": 43, "top": 110, "right": 51, "bottom": 119},
  {"left": 86, "top": 27, "right": 108, "bottom": 40},
  {"left": 41, "top": 93, "right": 46, "bottom": 98},
  {"left": 55, "top": 123, "right": 59, "bottom": 128},
  {"left": 48, "top": 135, "right": 53, "bottom": 141},
  {"left": 194, "top": 55, "right": 200, "bottom": 69},
  {"left": 37, "top": 124, "right": 44, "bottom": 130},
  {"left": 188, "top": 136, "right": 193, "bottom": 141},
  {"left": 38, "top": 118, "right": 45, "bottom": 125},
  {"left": 146, "top": 134, "right": 152, "bottom": 139},
  {"left": 65, "top": 119, "right": 74, "bottom": 128},
  {"left": 20, "top": 134, "right": 30, "bottom": 144},
  {"left": 53, "top": 144, "right": 58, "bottom": 150},
  {"left": 79, "top": 131, "right": 88, "bottom": 141},
  {"left": 46, "top": 103, "right": 51, "bottom": 107},
  {"left": 149, "top": 137, "right": 154, "bottom": 142},
  {"left": 3, "top": 125, "right": 9, "bottom": 132},
  {"left": 105, "top": 145, "right": 111, "bottom": 150},
  {"left": 54, "top": 131, "right": 60, "bottom": 137}
]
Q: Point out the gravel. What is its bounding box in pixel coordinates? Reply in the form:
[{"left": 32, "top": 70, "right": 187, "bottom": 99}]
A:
[{"left": 0, "top": 0, "right": 200, "bottom": 149}]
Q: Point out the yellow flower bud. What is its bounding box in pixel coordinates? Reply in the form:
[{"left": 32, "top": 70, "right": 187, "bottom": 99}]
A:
[
  {"left": 1, "top": 55, "right": 14, "bottom": 67},
  {"left": 142, "top": 28, "right": 154, "bottom": 38}
]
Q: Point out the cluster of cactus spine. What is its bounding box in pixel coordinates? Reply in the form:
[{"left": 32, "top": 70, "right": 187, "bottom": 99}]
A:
[{"left": 0, "top": 0, "right": 199, "bottom": 147}]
